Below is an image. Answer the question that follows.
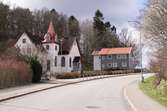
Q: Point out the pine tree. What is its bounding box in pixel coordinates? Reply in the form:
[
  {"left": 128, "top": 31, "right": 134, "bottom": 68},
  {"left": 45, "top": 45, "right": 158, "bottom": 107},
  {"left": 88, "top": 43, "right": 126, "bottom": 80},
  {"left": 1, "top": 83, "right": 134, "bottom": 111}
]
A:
[
  {"left": 68, "top": 15, "right": 80, "bottom": 38},
  {"left": 93, "top": 9, "right": 121, "bottom": 50}
]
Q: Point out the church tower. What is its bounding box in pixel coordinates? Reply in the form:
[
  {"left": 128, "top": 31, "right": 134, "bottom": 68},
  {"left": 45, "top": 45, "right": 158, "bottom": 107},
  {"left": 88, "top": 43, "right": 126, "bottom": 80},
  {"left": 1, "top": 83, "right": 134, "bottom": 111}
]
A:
[{"left": 42, "top": 21, "right": 59, "bottom": 72}]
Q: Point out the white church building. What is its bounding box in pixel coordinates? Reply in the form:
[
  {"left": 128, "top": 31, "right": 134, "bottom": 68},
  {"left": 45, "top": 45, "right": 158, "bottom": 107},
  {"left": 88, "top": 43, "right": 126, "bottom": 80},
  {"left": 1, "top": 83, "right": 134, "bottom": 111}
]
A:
[{"left": 15, "top": 22, "right": 82, "bottom": 74}]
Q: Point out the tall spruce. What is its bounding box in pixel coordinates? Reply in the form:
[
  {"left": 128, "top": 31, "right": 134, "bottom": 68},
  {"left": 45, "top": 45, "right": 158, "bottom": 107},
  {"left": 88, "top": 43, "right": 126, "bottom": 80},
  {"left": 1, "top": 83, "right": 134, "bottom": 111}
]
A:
[
  {"left": 0, "top": 2, "right": 9, "bottom": 40},
  {"left": 68, "top": 15, "right": 80, "bottom": 38},
  {"left": 93, "top": 9, "right": 121, "bottom": 50}
]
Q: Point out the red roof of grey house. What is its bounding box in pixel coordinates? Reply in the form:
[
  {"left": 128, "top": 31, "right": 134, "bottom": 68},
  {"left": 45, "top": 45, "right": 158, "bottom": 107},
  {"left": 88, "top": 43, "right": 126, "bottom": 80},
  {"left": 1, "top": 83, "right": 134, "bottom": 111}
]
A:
[{"left": 98, "top": 47, "right": 132, "bottom": 55}]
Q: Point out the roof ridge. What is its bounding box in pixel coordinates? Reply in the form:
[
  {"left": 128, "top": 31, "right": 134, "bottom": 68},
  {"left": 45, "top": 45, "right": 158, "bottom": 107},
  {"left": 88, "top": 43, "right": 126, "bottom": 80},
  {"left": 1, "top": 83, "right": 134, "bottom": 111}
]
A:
[{"left": 98, "top": 47, "right": 132, "bottom": 55}]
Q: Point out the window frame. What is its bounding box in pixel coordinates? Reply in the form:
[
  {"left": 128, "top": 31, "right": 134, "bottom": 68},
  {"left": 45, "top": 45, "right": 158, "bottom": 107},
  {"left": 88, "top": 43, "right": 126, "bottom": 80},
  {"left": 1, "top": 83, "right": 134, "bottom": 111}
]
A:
[
  {"left": 55, "top": 45, "right": 57, "bottom": 51},
  {"left": 61, "top": 56, "right": 65, "bottom": 67},
  {"left": 46, "top": 45, "right": 49, "bottom": 50},
  {"left": 122, "top": 62, "right": 127, "bottom": 67},
  {"left": 22, "top": 38, "right": 26, "bottom": 43},
  {"left": 69, "top": 57, "right": 72, "bottom": 67},
  {"left": 54, "top": 56, "right": 57, "bottom": 67},
  {"left": 112, "top": 62, "right": 118, "bottom": 68}
]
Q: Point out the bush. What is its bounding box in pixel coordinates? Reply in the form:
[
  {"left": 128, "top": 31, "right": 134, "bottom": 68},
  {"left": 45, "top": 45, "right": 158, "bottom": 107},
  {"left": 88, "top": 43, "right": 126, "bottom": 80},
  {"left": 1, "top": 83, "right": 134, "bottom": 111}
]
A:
[
  {"left": 56, "top": 72, "right": 81, "bottom": 79},
  {"left": 83, "top": 64, "right": 93, "bottom": 71},
  {"left": 30, "top": 58, "right": 42, "bottom": 83},
  {"left": 0, "top": 58, "right": 32, "bottom": 88}
]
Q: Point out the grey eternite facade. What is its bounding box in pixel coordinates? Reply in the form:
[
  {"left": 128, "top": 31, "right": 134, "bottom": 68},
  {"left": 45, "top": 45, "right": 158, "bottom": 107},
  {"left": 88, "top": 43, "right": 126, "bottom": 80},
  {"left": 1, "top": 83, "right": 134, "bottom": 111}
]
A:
[{"left": 92, "top": 47, "right": 135, "bottom": 71}]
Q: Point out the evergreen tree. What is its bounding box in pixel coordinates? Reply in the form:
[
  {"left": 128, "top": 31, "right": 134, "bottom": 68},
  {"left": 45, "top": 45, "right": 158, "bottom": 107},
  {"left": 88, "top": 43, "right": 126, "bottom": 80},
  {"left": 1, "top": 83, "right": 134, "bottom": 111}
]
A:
[
  {"left": 68, "top": 15, "right": 80, "bottom": 38},
  {"left": 93, "top": 9, "right": 121, "bottom": 50},
  {"left": 0, "top": 2, "right": 9, "bottom": 40}
]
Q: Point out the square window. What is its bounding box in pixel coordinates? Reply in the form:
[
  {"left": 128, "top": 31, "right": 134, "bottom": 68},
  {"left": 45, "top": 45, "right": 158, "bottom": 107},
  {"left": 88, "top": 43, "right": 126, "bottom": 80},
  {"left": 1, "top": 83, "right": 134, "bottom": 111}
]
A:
[
  {"left": 108, "top": 55, "right": 112, "bottom": 59},
  {"left": 112, "top": 62, "right": 117, "bottom": 68},
  {"left": 122, "top": 62, "right": 127, "bottom": 67},
  {"left": 117, "top": 55, "right": 120, "bottom": 59}
]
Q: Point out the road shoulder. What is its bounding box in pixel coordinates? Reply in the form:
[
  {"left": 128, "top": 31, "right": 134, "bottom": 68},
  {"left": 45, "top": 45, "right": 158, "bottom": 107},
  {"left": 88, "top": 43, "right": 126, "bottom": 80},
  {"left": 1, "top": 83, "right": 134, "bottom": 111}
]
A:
[{"left": 124, "top": 80, "right": 167, "bottom": 111}]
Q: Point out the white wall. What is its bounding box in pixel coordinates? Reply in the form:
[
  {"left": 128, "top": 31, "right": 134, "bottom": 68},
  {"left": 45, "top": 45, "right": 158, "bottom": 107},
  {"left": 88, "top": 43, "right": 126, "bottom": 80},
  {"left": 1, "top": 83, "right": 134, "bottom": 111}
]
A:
[
  {"left": 15, "top": 32, "right": 47, "bottom": 73},
  {"left": 15, "top": 33, "right": 37, "bottom": 56},
  {"left": 15, "top": 33, "right": 81, "bottom": 74},
  {"left": 42, "top": 43, "right": 62, "bottom": 73},
  {"left": 93, "top": 55, "right": 101, "bottom": 71},
  {"left": 68, "top": 40, "right": 81, "bottom": 72},
  {"left": 42, "top": 40, "right": 81, "bottom": 74}
]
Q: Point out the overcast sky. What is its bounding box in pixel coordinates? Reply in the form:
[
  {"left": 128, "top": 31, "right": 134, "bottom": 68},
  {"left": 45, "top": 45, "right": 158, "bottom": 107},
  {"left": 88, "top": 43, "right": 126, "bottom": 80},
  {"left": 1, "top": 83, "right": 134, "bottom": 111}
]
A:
[{"left": 3, "top": 0, "right": 147, "bottom": 29}]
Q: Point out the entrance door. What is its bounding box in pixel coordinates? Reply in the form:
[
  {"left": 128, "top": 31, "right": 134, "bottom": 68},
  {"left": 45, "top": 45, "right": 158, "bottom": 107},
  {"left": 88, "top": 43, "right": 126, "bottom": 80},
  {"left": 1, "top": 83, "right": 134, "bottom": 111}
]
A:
[
  {"left": 47, "top": 60, "right": 50, "bottom": 71},
  {"left": 73, "top": 62, "right": 80, "bottom": 71},
  {"left": 73, "top": 57, "right": 80, "bottom": 72}
]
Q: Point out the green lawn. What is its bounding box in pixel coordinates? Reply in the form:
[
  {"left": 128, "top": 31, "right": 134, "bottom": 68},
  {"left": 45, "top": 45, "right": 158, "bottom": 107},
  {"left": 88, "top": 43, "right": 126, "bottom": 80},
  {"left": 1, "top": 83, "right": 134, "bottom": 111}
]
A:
[{"left": 140, "top": 76, "right": 167, "bottom": 107}]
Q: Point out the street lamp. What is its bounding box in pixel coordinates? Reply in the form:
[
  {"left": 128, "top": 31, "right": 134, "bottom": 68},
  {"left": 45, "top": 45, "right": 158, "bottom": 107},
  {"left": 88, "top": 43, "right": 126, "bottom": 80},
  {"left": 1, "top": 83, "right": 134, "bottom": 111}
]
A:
[{"left": 128, "top": 21, "right": 144, "bottom": 82}]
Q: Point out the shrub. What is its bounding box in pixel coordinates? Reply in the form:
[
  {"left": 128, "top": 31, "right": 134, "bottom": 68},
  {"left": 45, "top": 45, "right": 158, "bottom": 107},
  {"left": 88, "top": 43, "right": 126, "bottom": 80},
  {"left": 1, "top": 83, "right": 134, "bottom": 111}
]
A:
[
  {"left": 56, "top": 72, "right": 81, "bottom": 79},
  {"left": 0, "top": 58, "right": 32, "bottom": 88},
  {"left": 83, "top": 64, "right": 93, "bottom": 71},
  {"left": 30, "top": 58, "right": 42, "bottom": 83}
]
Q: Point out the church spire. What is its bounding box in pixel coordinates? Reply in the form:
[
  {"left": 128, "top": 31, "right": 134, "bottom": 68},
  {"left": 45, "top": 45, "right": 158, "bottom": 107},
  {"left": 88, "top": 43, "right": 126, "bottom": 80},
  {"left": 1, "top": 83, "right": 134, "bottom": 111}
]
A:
[{"left": 47, "top": 21, "right": 57, "bottom": 42}]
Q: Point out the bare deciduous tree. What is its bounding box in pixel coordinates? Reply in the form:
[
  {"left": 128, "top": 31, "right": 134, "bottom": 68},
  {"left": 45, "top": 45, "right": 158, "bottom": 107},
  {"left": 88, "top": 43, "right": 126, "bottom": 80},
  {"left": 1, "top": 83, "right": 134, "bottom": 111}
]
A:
[{"left": 143, "top": 0, "right": 167, "bottom": 82}]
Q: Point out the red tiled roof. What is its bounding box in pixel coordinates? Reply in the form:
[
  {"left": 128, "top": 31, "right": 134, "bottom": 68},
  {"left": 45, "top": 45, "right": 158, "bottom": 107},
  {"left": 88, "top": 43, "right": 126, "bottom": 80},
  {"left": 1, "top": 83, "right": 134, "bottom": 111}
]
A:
[{"left": 98, "top": 47, "right": 132, "bottom": 55}]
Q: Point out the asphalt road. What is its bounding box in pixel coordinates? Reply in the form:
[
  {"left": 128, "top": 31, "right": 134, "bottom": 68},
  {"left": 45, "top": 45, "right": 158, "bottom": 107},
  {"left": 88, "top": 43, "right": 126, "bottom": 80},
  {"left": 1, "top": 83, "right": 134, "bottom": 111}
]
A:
[{"left": 0, "top": 75, "right": 141, "bottom": 111}]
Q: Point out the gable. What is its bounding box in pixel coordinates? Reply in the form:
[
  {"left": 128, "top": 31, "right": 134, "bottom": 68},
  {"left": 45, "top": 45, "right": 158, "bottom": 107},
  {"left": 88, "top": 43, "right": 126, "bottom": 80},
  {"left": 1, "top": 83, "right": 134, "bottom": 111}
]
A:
[
  {"left": 15, "top": 32, "right": 37, "bottom": 52},
  {"left": 69, "top": 39, "right": 81, "bottom": 56},
  {"left": 58, "top": 38, "right": 75, "bottom": 55}
]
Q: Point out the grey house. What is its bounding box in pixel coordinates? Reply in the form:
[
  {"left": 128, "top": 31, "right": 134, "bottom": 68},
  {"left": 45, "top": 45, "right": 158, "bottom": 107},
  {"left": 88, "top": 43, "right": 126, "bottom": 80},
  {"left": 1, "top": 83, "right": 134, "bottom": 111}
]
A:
[{"left": 92, "top": 47, "right": 135, "bottom": 71}]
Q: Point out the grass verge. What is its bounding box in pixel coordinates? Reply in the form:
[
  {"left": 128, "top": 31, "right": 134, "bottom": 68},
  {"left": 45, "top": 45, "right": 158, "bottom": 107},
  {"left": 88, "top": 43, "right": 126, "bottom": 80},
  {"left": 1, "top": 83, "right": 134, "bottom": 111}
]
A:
[{"left": 140, "top": 76, "right": 167, "bottom": 107}]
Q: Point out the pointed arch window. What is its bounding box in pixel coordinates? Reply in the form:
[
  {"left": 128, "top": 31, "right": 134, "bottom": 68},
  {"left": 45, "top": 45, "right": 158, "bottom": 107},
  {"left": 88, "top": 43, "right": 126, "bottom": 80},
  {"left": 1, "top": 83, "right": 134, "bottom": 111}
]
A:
[
  {"left": 61, "top": 56, "right": 65, "bottom": 67},
  {"left": 54, "top": 56, "right": 57, "bottom": 66},
  {"left": 69, "top": 57, "right": 72, "bottom": 67}
]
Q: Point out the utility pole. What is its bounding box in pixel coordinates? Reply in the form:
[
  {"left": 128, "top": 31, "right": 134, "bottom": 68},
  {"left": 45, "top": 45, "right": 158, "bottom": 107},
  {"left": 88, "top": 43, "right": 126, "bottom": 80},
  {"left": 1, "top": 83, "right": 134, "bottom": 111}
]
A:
[
  {"left": 128, "top": 21, "right": 144, "bottom": 82},
  {"left": 60, "top": 39, "right": 63, "bottom": 73}
]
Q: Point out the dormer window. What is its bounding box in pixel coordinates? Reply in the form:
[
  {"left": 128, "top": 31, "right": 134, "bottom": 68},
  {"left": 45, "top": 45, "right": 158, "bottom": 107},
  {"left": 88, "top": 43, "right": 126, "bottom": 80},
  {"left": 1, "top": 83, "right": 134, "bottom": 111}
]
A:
[
  {"left": 22, "top": 38, "right": 26, "bottom": 43},
  {"left": 46, "top": 45, "right": 49, "bottom": 50}
]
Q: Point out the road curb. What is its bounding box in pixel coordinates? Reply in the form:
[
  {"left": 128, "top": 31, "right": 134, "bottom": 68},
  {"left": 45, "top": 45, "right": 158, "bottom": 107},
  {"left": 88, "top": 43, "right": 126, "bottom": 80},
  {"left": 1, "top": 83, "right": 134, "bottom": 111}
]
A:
[
  {"left": 0, "top": 74, "right": 138, "bottom": 102},
  {"left": 123, "top": 83, "right": 138, "bottom": 111}
]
